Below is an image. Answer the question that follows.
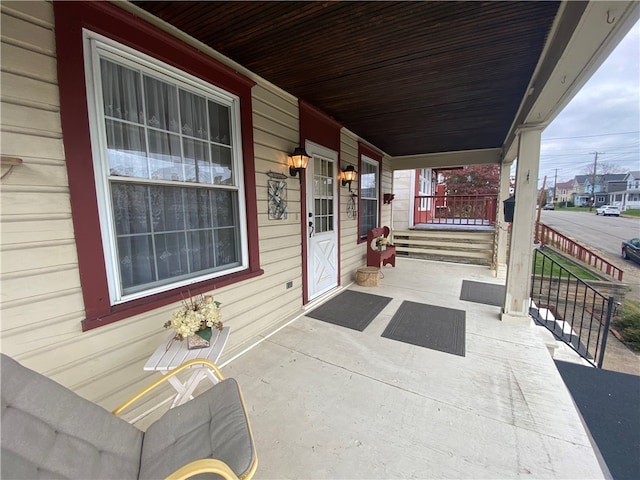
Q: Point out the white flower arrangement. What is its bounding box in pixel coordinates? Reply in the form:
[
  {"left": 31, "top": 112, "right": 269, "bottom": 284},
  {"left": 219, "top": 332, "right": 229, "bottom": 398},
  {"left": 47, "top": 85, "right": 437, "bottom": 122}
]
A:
[
  {"left": 376, "top": 236, "right": 389, "bottom": 247},
  {"left": 164, "top": 293, "right": 223, "bottom": 341}
]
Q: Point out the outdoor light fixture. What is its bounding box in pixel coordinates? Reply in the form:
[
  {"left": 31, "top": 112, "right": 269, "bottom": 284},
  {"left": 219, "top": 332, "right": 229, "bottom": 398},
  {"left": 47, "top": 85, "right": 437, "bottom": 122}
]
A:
[
  {"left": 341, "top": 164, "right": 357, "bottom": 192},
  {"left": 288, "top": 146, "right": 310, "bottom": 182}
]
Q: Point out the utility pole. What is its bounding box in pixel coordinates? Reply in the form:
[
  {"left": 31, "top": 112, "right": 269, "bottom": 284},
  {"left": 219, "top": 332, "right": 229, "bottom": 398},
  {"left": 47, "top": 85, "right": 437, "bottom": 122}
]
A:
[
  {"left": 553, "top": 168, "right": 557, "bottom": 203},
  {"left": 588, "top": 152, "right": 603, "bottom": 212}
]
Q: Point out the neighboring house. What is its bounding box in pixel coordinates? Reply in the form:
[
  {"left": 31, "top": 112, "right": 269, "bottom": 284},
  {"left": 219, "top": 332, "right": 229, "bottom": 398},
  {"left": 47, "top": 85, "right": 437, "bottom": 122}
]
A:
[
  {"left": 606, "top": 179, "right": 627, "bottom": 206},
  {"left": 626, "top": 171, "right": 640, "bottom": 190},
  {"left": 574, "top": 173, "right": 628, "bottom": 206},
  {"left": 555, "top": 180, "right": 574, "bottom": 203},
  {"left": 593, "top": 174, "right": 627, "bottom": 206},
  {"left": 622, "top": 171, "right": 640, "bottom": 210},
  {"left": 391, "top": 168, "right": 434, "bottom": 231},
  {"left": 545, "top": 186, "right": 554, "bottom": 203},
  {"left": 392, "top": 168, "right": 455, "bottom": 229},
  {"left": 572, "top": 175, "right": 590, "bottom": 206}
]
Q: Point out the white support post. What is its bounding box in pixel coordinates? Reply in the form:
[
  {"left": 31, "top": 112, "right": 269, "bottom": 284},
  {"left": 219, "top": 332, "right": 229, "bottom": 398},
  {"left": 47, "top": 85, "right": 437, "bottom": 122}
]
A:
[
  {"left": 494, "top": 160, "right": 512, "bottom": 278},
  {"left": 501, "top": 126, "right": 542, "bottom": 322}
]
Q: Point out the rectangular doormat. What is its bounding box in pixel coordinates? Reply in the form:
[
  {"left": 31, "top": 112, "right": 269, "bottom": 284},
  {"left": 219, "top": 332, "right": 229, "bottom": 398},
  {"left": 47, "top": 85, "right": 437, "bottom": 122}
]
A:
[
  {"left": 306, "top": 290, "right": 392, "bottom": 331},
  {"left": 460, "top": 280, "right": 505, "bottom": 307},
  {"left": 382, "top": 301, "right": 466, "bottom": 357}
]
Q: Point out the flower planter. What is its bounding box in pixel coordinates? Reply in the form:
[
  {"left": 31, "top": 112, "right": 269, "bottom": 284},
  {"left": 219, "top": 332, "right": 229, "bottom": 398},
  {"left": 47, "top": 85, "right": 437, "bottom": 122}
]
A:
[{"left": 187, "top": 327, "right": 212, "bottom": 349}]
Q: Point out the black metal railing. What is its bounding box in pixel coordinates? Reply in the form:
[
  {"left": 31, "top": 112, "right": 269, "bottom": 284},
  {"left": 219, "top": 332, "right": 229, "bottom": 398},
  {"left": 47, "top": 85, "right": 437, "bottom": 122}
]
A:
[{"left": 530, "top": 247, "right": 613, "bottom": 368}]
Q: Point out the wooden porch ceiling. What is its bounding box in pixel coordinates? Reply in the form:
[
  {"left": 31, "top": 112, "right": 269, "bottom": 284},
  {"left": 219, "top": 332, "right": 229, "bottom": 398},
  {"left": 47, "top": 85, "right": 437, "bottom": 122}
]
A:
[{"left": 133, "top": 1, "right": 561, "bottom": 158}]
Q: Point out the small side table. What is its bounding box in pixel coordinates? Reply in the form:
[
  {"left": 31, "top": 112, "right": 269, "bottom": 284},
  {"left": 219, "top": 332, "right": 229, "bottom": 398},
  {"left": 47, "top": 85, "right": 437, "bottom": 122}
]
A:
[{"left": 144, "top": 326, "right": 230, "bottom": 407}]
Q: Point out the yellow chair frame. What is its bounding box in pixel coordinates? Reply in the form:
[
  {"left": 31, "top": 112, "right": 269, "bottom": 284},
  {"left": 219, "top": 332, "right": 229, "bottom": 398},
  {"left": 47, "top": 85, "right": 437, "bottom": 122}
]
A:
[{"left": 112, "top": 358, "right": 257, "bottom": 480}]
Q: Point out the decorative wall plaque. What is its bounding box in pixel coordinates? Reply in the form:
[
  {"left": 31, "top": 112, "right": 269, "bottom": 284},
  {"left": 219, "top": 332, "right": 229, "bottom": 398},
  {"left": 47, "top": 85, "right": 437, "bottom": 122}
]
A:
[{"left": 267, "top": 171, "right": 288, "bottom": 220}]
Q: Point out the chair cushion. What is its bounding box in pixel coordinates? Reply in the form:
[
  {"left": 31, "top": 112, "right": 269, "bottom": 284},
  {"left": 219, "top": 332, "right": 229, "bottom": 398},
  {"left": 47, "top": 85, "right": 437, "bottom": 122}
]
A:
[
  {"left": 1, "top": 354, "right": 143, "bottom": 479},
  {"left": 139, "top": 378, "right": 255, "bottom": 479}
]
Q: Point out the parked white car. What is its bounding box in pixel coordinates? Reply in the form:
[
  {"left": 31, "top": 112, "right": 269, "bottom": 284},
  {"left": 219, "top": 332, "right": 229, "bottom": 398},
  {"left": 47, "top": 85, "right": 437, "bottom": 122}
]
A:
[{"left": 595, "top": 205, "right": 620, "bottom": 216}]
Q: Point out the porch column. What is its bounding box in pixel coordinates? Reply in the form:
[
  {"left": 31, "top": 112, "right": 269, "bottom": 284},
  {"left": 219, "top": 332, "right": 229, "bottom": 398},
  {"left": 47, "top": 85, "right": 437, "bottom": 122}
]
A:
[
  {"left": 494, "top": 159, "right": 512, "bottom": 278},
  {"left": 501, "top": 126, "right": 542, "bottom": 322}
]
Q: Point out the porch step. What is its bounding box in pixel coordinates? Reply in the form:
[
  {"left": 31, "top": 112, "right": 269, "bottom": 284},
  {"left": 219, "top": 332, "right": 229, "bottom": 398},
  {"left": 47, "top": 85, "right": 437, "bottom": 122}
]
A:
[{"left": 392, "top": 229, "right": 495, "bottom": 266}]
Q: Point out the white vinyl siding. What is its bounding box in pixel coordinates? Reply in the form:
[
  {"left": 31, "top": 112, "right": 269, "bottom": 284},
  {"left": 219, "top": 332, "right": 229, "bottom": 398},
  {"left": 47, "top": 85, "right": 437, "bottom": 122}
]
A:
[
  {"left": 0, "top": 0, "right": 93, "bottom": 388},
  {"left": 339, "top": 131, "right": 364, "bottom": 284}
]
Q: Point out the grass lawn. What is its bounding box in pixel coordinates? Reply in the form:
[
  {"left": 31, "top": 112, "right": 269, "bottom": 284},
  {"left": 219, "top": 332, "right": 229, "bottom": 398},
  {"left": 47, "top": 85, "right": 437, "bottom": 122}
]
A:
[
  {"left": 533, "top": 249, "right": 601, "bottom": 281},
  {"left": 613, "top": 299, "right": 640, "bottom": 351},
  {"left": 553, "top": 206, "right": 592, "bottom": 212},
  {"left": 621, "top": 209, "right": 640, "bottom": 218}
]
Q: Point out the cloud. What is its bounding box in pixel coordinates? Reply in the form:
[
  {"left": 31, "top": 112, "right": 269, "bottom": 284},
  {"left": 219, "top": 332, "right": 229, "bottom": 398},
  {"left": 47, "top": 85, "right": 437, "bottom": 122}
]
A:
[{"left": 539, "top": 20, "right": 640, "bottom": 185}]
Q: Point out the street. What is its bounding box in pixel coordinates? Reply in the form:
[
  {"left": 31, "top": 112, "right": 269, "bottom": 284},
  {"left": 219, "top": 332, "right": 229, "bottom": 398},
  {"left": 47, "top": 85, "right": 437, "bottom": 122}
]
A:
[
  {"left": 539, "top": 209, "right": 640, "bottom": 375},
  {"left": 540, "top": 210, "right": 640, "bottom": 263}
]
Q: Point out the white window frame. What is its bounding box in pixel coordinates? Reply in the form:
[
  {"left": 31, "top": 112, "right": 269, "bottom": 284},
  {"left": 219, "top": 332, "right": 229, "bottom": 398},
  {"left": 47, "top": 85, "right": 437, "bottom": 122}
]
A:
[
  {"left": 83, "top": 30, "right": 248, "bottom": 305},
  {"left": 418, "top": 168, "right": 431, "bottom": 211},
  {"left": 359, "top": 155, "right": 379, "bottom": 238}
]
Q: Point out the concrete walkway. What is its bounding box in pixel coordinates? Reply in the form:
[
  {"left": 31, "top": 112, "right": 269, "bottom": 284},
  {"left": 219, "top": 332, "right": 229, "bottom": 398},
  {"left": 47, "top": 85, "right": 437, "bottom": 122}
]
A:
[{"left": 223, "top": 258, "right": 606, "bottom": 479}]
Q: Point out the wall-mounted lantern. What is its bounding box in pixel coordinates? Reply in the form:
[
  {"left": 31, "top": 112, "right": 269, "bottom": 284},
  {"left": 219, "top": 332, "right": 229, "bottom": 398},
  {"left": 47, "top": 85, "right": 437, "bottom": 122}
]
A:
[
  {"left": 288, "top": 147, "right": 310, "bottom": 183},
  {"left": 341, "top": 164, "right": 357, "bottom": 192},
  {"left": 383, "top": 193, "right": 395, "bottom": 204}
]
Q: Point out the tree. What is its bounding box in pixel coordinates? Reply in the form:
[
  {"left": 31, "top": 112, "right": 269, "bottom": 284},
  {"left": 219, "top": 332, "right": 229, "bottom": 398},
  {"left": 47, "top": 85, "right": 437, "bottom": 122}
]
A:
[
  {"left": 582, "top": 161, "right": 624, "bottom": 177},
  {"left": 440, "top": 164, "right": 500, "bottom": 195}
]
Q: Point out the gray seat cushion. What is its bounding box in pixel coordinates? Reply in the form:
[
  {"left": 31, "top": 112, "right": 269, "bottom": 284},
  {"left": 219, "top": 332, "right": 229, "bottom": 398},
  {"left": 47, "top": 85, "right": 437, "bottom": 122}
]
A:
[
  {"left": 139, "top": 378, "right": 255, "bottom": 480},
  {"left": 1, "top": 353, "right": 143, "bottom": 479}
]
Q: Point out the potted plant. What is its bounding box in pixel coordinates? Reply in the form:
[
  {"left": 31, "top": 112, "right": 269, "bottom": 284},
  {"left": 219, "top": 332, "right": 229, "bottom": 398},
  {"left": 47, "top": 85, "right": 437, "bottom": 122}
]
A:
[
  {"left": 164, "top": 293, "right": 223, "bottom": 349},
  {"left": 376, "top": 236, "right": 388, "bottom": 251}
]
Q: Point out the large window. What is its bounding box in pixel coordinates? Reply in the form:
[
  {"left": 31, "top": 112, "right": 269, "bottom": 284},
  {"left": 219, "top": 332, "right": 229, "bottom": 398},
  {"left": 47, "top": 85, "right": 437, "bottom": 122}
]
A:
[
  {"left": 56, "top": 3, "right": 260, "bottom": 331},
  {"left": 359, "top": 155, "right": 379, "bottom": 239},
  {"left": 85, "top": 34, "right": 248, "bottom": 304}
]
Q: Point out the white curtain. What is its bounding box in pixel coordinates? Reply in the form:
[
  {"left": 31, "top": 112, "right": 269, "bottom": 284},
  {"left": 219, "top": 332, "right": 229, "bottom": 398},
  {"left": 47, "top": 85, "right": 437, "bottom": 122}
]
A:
[{"left": 100, "top": 58, "right": 240, "bottom": 295}]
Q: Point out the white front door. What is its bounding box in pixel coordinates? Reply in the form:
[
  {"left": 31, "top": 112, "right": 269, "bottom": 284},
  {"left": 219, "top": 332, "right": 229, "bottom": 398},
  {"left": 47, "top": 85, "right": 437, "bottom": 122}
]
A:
[{"left": 306, "top": 141, "right": 338, "bottom": 300}]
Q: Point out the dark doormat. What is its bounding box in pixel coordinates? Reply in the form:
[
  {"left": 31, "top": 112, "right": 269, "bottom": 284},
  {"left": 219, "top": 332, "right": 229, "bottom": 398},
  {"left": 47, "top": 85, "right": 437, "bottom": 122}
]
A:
[
  {"left": 306, "top": 290, "right": 392, "bottom": 331},
  {"left": 382, "top": 301, "right": 466, "bottom": 356},
  {"left": 555, "top": 360, "right": 640, "bottom": 480},
  {"left": 460, "top": 280, "right": 505, "bottom": 307}
]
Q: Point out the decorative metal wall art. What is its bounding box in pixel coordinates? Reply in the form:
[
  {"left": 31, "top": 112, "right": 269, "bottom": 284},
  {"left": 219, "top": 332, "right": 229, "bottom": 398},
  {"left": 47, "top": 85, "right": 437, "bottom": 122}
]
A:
[{"left": 267, "top": 171, "right": 288, "bottom": 220}]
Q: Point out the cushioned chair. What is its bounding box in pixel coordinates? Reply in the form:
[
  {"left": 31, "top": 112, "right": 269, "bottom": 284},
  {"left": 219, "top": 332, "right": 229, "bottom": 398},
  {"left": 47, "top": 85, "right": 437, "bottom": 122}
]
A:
[{"left": 1, "top": 353, "right": 257, "bottom": 480}]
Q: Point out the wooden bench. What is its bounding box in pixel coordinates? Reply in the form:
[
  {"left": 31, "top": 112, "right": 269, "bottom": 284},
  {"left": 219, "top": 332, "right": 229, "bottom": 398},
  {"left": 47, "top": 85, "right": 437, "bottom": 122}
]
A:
[{"left": 367, "top": 226, "right": 396, "bottom": 268}]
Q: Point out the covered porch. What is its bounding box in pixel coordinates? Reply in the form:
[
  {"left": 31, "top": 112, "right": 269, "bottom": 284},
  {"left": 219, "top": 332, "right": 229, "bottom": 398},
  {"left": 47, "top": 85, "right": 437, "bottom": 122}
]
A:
[
  {"left": 1, "top": 2, "right": 638, "bottom": 477},
  {"left": 220, "top": 257, "right": 604, "bottom": 478}
]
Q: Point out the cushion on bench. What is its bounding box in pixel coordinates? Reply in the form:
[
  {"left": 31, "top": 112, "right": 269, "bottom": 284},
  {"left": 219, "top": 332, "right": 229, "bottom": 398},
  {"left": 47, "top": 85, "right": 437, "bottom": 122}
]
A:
[{"left": 140, "top": 378, "right": 255, "bottom": 479}]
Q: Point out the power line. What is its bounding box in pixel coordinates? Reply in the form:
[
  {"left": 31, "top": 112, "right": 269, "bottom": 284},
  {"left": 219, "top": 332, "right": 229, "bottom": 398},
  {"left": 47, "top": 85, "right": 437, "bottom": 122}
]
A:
[
  {"left": 540, "top": 151, "right": 639, "bottom": 158},
  {"left": 542, "top": 131, "right": 640, "bottom": 141}
]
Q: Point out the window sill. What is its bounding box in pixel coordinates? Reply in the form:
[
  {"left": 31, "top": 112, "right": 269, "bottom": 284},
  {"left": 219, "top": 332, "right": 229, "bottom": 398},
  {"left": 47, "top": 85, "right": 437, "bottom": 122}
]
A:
[{"left": 81, "top": 267, "right": 264, "bottom": 331}]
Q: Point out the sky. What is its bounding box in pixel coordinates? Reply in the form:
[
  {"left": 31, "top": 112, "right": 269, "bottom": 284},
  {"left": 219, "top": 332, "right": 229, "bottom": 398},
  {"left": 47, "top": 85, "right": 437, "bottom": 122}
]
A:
[{"left": 537, "top": 19, "right": 639, "bottom": 188}]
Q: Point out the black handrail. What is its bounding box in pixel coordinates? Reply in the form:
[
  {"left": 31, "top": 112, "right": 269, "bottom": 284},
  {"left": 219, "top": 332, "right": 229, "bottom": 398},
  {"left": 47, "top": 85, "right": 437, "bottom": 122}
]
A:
[{"left": 530, "top": 247, "right": 613, "bottom": 368}]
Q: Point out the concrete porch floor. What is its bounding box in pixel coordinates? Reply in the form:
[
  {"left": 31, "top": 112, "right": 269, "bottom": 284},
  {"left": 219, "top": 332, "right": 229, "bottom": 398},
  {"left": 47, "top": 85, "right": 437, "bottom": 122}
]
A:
[{"left": 222, "top": 258, "right": 605, "bottom": 479}]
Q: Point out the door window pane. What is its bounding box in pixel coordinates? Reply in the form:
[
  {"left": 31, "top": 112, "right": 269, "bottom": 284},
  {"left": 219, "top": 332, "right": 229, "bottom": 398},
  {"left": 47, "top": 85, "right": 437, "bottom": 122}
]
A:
[{"left": 313, "top": 157, "right": 334, "bottom": 234}]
